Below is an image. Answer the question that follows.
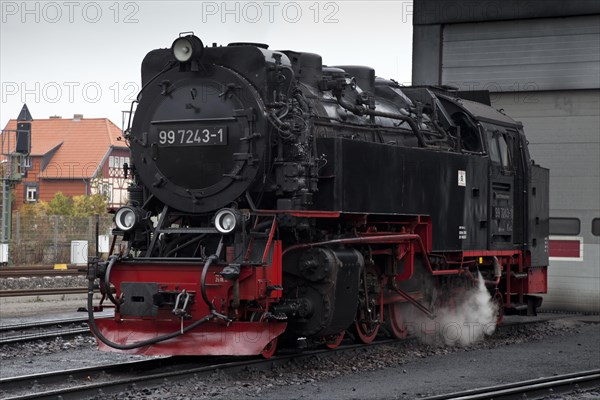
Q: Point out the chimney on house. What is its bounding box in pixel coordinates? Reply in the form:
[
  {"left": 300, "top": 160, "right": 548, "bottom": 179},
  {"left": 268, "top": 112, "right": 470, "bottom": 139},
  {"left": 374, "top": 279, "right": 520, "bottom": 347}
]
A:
[
  {"left": 73, "top": 114, "right": 83, "bottom": 121},
  {"left": 49, "top": 115, "right": 62, "bottom": 119}
]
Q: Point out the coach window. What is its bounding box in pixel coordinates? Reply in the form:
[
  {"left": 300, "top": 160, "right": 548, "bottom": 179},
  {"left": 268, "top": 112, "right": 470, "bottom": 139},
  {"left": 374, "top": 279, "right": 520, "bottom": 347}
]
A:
[
  {"left": 592, "top": 218, "right": 600, "bottom": 236},
  {"left": 549, "top": 217, "right": 580, "bottom": 236}
]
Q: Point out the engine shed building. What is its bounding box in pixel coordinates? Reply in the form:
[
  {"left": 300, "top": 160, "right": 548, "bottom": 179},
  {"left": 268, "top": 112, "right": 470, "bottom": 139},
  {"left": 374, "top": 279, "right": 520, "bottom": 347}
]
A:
[
  {"left": 412, "top": 0, "right": 600, "bottom": 312},
  {"left": 2, "top": 113, "right": 131, "bottom": 209}
]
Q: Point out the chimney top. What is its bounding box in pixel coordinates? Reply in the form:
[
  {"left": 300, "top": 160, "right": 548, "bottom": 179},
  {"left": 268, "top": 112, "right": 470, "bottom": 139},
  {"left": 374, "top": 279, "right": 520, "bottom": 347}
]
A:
[
  {"left": 49, "top": 115, "right": 62, "bottom": 119},
  {"left": 73, "top": 114, "right": 83, "bottom": 121}
]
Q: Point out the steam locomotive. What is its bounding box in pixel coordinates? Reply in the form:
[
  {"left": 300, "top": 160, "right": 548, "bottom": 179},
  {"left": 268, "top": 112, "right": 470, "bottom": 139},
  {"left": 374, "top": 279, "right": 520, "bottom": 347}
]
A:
[{"left": 87, "top": 34, "right": 549, "bottom": 357}]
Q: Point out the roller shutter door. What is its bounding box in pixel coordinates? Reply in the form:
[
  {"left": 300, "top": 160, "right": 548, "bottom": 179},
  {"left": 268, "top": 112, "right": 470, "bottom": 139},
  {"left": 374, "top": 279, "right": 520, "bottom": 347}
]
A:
[
  {"left": 441, "top": 16, "right": 600, "bottom": 92},
  {"left": 493, "top": 90, "right": 600, "bottom": 312}
]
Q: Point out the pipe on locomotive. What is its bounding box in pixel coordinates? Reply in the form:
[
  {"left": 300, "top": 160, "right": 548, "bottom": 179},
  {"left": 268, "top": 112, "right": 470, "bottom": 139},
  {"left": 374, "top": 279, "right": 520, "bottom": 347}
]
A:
[
  {"left": 103, "top": 256, "right": 119, "bottom": 307},
  {"left": 333, "top": 91, "right": 429, "bottom": 148},
  {"left": 200, "top": 256, "right": 224, "bottom": 315}
]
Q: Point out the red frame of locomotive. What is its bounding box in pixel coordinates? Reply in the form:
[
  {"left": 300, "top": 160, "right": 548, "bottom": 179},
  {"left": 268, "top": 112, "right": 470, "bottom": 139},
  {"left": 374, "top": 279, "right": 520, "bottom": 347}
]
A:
[{"left": 94, "top": 209, "right": 547, "bottom": 356}]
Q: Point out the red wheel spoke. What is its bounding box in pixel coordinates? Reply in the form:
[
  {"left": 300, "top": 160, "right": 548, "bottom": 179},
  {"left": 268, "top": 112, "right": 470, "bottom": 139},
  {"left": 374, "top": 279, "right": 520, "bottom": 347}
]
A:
[{"left": 385, "top": 302, "right": 409, "bottom": 339}]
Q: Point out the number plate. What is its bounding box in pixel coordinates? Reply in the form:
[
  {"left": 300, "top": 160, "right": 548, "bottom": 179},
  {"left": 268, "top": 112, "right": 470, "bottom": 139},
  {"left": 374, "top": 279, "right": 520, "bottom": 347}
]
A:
[{"left": 157, "top": 126, "right": 227, "bottom": 146}]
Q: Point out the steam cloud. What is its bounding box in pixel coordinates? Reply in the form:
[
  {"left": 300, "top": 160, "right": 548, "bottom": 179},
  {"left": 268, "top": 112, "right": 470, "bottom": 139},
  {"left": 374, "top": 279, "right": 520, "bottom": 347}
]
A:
[{"left": 408, "top": 272, "right": 498, "bottom": 346}]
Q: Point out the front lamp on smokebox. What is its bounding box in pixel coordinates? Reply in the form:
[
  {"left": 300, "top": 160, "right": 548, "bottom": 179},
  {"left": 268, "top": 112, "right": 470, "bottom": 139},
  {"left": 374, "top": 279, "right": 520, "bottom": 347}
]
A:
[
  {"left": 172, "top": 34, "right": 204, "bottom": 63},
  {"left": 213, "top": 208, "right": 242, "bottom": 235},
  {"left": 114, "top": 206, "right": 144, "bottom": 232}
]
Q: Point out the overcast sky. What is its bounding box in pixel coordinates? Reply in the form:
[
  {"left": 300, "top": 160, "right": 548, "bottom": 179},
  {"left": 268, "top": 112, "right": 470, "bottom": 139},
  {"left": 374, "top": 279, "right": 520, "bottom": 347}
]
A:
[{"left": 1, "top": 1, "right": 414, "bottom": 130}]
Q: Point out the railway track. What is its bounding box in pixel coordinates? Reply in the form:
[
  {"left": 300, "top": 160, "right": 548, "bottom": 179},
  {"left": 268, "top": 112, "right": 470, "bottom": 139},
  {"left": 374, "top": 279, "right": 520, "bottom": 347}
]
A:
[
  {"left": 0, "top": 287, "right": 88, "bottom": 297},
  {"left": 0, "top": 309, "right": 537, "bottom": 346},
  {"left": 0, "top": 339, "right": 398, "bottom": 400},
  {"left": 0, "top": 315, "right": 111, "bottom": 345},
  {"left": 0, "top": 314, "right": 590, "bottom": 399},
  {"left": 0, "top": 265, "right": 85, "bottom": 278},
  {"left": 5, "top": 335, "right": 596, "bottom": 400},
  {"left": 423, "top": 369, "right": 600, "bottom": 399}
]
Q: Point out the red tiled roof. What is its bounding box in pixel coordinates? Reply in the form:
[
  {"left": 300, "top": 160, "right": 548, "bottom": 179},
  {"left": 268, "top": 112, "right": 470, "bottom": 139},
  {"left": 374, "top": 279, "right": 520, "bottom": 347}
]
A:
[{"left": 2, "top": 117, "right": 127, "bottom": 179}]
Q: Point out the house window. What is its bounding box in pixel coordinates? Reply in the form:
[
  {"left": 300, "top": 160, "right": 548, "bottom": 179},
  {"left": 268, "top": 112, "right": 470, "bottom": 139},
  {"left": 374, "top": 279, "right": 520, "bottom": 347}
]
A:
[
  {"left": 98, "top": 183, "right": 113, "bottom": 203},
  {"left": 25, "top": 184, "right": 38, "bottom": 202},
  {"left": 109, "top": 155, "right": 128, "bottom": 169},
  {"left": 23, "top": 156, "right": 32, "bottom": 168}
]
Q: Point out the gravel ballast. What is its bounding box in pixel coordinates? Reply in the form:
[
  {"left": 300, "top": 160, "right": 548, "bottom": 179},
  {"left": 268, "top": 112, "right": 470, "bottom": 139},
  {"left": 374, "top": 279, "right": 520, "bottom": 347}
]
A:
[
  {"left": 0, "top": 276, "right": 88, "bottom": 291},
  {"left": 96, "top": 317, "right": 599, "bottom": 400},
  {"left": 1, "top": 313, "right": 597, "bottom": 399}
]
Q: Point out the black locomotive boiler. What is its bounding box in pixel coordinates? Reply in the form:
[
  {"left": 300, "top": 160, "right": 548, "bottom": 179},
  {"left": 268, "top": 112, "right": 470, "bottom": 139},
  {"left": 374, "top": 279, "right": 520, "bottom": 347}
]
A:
[{"left": 87, "top": 34, "right": 549, "bottom": 357}]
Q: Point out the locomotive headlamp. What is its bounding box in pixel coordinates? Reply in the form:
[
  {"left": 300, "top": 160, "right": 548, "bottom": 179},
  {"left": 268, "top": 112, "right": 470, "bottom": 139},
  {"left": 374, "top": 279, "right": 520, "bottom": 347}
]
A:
[
  {"left": 115, "top": 206, "right": 142, "bottom": 232},
  {"left": 172, "top": 34, "right": 204, "bottom": 63},
  {"left": 214, "top": 208, "right": 242, "bottom": 234}
]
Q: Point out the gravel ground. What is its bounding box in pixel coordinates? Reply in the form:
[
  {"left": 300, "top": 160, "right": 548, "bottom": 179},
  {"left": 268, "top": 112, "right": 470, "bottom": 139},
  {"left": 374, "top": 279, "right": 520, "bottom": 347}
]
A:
[
  {"left": 541, "top": 388, "right": 600, "bottom": 399},
  {"left": 0, "top": 276, "right": 88, "bottom": 291},
  {"left": 0, "top": 274, "right": 101, "bottom": 319},
  {"left": 1, "top": 293, "right": 102, "bottom": 318},
  {"left": 90, "top": 316, "right": 597, "bottom": 400},
  {"left": 0, "top": 333, "right": 97, "bottom": 361},
  {"left": 0, "top": 309, "right": 149, "bottom": 381}
]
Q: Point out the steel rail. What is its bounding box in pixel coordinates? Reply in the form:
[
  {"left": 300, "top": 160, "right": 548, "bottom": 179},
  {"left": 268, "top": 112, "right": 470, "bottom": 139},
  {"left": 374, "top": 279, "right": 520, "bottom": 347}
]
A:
[
  {"left": 0, "top": 270, "right": 84, "bottom": 278},
  {"left": 1, "top": 265, "right": 79, "bottom": 269},
  {"left": 0, "top": 265, "right": 84, "bottom": 278},
  {"left": 0, "top": 288, "right": 88, "bottom": 297},
  {"left": 423, "top": 369, "right": 600, "bottom": 400},
  {"left": 0, "top": 339, "right": 399, "bottom": 400},
  {"left": 0, "top": 327, "right": 91, "bottom": 345},
  {"left": 0, "top": 316, "right": 92, "bottom": 333},
  {"left": 0, "top": 357, "right": 174, "bottom": 399},
  {"left": 0, "top": 315, "right": 112, "bottom": 345}
]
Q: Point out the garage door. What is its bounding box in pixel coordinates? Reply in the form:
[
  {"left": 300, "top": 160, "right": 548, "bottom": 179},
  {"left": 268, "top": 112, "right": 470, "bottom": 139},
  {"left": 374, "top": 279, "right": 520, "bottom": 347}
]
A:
[
  {"left": 493, "top": 90, "right": 600, "bottom": 312},
  {"left": 441, "top": 15, "right": 600, "bottom": 92}
]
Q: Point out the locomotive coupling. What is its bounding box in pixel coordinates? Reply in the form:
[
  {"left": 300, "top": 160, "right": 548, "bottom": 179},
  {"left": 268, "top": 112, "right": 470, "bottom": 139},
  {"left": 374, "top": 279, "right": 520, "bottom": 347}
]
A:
[{"left": 172, "top": 289, "right": 193, "bottom": 319}]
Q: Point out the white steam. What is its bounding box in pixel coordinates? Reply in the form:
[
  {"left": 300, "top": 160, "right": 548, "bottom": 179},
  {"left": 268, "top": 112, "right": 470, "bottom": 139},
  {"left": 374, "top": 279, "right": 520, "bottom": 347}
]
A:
[{"left": 408, "top": 272, "right": 498, "bottom": 346}]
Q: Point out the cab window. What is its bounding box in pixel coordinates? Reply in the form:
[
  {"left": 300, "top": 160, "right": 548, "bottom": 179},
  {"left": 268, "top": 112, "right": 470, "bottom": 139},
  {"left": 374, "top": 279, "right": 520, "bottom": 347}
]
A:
[
  {"left": 485, "top": 129, "right": 501, "bottom": 164},
  {"left": 486, "top": 128, "right": 513, "bottom": 170},
  {"left": 498, "top": 134, "right": 512, "bottom": 169}
]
